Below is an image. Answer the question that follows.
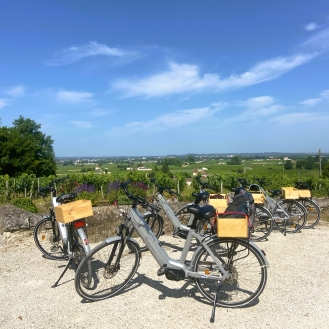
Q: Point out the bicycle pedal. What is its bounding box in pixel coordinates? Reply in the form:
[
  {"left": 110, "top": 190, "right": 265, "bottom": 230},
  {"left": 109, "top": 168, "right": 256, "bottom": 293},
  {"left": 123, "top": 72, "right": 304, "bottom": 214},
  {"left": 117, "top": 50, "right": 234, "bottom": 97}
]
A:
[{"left": 157, "top": 267, "right": 165, "bottom": 276}]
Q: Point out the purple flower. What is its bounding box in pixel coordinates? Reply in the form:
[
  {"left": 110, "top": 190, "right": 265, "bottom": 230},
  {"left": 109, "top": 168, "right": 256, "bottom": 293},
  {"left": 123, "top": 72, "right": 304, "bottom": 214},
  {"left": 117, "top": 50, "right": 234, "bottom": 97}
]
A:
[{"left": 75, "top": 183, "right": 96, "bottom": 193}]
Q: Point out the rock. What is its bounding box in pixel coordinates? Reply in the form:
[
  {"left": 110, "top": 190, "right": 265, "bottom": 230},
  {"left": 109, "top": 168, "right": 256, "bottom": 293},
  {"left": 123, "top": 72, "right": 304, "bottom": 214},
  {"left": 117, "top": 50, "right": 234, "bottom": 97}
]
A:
[{"left": 0, "top": 204, "right": 42, "bottom": 234}]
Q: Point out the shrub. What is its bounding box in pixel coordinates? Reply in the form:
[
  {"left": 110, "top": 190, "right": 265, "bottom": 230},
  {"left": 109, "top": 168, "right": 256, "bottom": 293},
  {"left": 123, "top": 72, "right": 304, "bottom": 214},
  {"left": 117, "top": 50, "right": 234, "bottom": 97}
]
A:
[{"left": 13, "top": 198, "right": 38, "bottom": 213}]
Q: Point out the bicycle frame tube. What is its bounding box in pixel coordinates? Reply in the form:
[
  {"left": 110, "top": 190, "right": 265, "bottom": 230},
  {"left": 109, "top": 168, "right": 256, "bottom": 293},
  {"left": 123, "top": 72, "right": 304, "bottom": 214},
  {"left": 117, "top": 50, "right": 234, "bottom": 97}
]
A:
[
  {"left": 52, "top": 196, "right": 68, "bottom": 244},
  {"left": 156, "top": 194, "right": 189, "bottom": 231},
  {"left": 127, "top": 207, "right": 230, "bottom": 281}
]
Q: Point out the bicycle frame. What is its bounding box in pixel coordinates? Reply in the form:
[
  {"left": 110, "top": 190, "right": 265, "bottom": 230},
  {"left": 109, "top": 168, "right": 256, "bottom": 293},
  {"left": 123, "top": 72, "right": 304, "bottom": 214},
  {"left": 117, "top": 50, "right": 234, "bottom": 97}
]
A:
[
  {"left": 118, "top": 205, "right": 268, "bottom": 282},
  {"left": 155, "top": 193, "right": 190, "bottom": 233}
]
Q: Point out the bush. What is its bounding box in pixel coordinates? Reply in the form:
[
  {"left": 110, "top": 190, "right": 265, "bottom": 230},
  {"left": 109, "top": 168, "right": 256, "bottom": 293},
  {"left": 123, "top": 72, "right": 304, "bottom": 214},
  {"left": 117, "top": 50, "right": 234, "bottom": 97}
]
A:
[{"left": 13, "top": 198, "right": 38, "bottom": 213}]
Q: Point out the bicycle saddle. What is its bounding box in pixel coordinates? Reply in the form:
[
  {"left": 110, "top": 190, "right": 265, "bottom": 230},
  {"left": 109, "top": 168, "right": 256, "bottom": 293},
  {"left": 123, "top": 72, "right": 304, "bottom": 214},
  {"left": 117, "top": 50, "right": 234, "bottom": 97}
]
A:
[
  {"left": 186, "top": 205, "right": 216, "bottom": 219},
  {"left": 268, "top": 190, "right": 281, "bottom": 197},
  {"left": 56, "top": 193, "right": 77, "bottom": 204}
]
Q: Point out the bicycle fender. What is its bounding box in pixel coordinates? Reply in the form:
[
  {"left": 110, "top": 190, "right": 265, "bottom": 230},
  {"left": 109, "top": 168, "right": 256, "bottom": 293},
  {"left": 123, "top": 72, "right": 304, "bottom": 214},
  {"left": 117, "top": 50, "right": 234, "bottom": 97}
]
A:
[
  {"left": 190, "top": 236, "right": 269, "bottom": 268},
  {"left": 76, "top": 227, "right": 91, "bottom": 254},
  {"left": 42, "top": 215, "right": 51, "bottom": 220},
  {"left": 249, "top": 240, "right": 269, "bottom": 267}
]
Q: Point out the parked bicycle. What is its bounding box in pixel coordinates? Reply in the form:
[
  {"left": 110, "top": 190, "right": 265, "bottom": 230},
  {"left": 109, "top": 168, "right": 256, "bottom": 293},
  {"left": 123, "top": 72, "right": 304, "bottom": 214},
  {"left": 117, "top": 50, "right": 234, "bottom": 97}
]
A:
[
  {"left": 247, "top": 182, "right": 306, "bottom": 236},
  {"left": 33, "top": 176, "right": 91, "bottom": 286},
  {"left": 294, "top": 181, "right": 321, "bottom": 229},
  {"left": 75, "top": 181, "right": 268, "bottom": 322}
]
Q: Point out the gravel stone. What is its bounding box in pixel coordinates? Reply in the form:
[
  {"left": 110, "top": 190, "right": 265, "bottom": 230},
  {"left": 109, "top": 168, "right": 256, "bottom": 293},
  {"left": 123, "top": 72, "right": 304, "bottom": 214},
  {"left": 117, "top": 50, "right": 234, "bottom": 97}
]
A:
[{"left": 1, "top": 222, "right": 329, "bottom": 329}]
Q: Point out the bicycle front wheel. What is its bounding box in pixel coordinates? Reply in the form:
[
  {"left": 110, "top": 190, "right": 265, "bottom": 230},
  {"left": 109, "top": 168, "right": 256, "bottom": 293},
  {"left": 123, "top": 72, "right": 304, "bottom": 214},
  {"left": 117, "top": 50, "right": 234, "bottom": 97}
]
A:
[
  {"left": 75, "top": 238, "right": 140, "bottom": 301},
  {"left": 129, "top": 213, "right": 163, "bottom": 252},
  {"left": 273, "top": 200, "right": 306, "bottom": 234},
  {"left": 34, "top": 218, "right": 68, "bottom": 260},
  {"left": 251, "top": 205, "right": 273, "bottom": 241},
  {"left": 193, "top": 238, "right": 267, "bottom": 308},
  {"left": 298, "top": 199, "right": 321, "bottom": 229}
]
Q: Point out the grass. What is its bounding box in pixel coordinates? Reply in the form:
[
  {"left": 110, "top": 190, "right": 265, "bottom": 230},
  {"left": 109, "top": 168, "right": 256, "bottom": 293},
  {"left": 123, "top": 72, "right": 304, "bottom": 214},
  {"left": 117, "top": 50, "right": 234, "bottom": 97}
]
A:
[{"left": 56, "top": 159, "right": 320, "bottom": 178}]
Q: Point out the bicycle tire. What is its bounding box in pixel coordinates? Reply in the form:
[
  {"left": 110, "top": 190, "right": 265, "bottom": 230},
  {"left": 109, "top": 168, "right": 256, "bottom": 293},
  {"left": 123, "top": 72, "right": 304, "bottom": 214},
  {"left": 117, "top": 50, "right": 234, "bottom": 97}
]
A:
[
  {"left": 273, "top": 199, "right": 306, "bottom": 234},
  {"left": 193, "top": 237, "right": 267, "bottom": 308},
  {"left": 128, "top": 213, "right": 164, "bottom": 252},
  {"left": 34, "top": 218, "right": 68, "bottom": 260},
  {"left": 250, "top": 205, "right": 273, "bottom": 241},
  {"left": 298, "top": 199, "right": 321, "bottom": 229},
  {"left": 75, "top": 238, "right": 140, "bottom": 301}
]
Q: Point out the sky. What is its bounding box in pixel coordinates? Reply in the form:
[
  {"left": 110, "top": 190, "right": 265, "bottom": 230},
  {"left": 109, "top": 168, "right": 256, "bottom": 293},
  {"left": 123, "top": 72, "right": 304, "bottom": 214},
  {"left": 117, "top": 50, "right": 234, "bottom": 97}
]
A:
[{"left": 0, "top": 0, "right": 329, "bottom": 157}]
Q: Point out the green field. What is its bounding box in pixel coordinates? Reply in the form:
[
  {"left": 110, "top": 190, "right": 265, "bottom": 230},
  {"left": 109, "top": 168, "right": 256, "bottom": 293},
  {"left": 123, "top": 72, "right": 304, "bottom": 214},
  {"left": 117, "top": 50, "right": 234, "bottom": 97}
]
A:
[{"left": 56, "top": 158, "right": 320, "bottom": 179}]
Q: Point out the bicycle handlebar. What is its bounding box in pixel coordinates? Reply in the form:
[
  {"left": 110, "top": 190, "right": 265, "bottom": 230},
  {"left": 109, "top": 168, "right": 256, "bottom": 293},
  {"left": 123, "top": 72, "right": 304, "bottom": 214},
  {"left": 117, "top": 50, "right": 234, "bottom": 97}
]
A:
[
  {"left": 39, "top": 176, "right": 70, "bottom": 195},
  {"left": 120, "top": 181, "right": 162, "bottom": 212},
  {"left": 195, "top": 176, "right": 216, "bottom": 190},
  {"left": 150, "top": 178, "right": 180, "bottom": 196}
]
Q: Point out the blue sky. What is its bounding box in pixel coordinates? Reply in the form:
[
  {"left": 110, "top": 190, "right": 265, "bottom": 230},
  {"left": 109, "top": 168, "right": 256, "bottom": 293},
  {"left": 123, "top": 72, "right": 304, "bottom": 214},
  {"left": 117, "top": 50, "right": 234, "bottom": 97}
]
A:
[{"left": 1, "top": 0, "right": 329, "bottom": 157}]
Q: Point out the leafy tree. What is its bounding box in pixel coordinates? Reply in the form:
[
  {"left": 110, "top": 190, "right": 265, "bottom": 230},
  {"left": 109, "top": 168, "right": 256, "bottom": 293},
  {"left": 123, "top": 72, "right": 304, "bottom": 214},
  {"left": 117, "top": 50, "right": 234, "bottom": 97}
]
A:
[
  {"left": 304, "top": 156, "right": 315, "bottom": 170},
  {"left": 284, "top": 160, "right": 293, "bottom": 170},
  {"left": 322, "top": 163, "right": 329, "bottom": 178},
  {"left": 0, "top": 116, "right": 56, "bottom": 176},
  {"left": 185, "top": 155, "right": 195, "bottom": 163},
  {"left": 227, "top": 156, "right": 242, "bottom": 165},
  {"left": 161, "top": 159, "right": 173, "bottom": 177}
]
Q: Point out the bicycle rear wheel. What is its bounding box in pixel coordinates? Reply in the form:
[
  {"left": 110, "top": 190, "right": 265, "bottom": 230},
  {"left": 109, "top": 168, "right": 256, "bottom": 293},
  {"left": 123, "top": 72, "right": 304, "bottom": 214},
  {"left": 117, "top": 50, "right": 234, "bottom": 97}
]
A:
[
  {"left": 298, "top": 199, "right": 321, "bottom": 229},
  {"left": 34, "top": 218, "right": 68, "bottom": 260},
  {"left": 273, "top": 200, "right": 306, "bottom": 234},
  {"left": 250, "top": 205, "right": 273, "bottom": 241},
  {"left": 75, "top": 238, "right": 140, "bottom": 301},
  {"left": 193, "top": 237, "right": 267, "bottom": 308}
]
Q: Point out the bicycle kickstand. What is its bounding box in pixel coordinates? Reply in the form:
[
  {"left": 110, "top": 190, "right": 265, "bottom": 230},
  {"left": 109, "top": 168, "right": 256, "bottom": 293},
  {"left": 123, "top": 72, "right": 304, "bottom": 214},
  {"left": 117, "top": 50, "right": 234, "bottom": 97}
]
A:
[
  {"left": 51, "top": 259, "right": 73, "bottom": 288},
  {"left": 210, "top": 281, "right": 222, "bottom": 323}
]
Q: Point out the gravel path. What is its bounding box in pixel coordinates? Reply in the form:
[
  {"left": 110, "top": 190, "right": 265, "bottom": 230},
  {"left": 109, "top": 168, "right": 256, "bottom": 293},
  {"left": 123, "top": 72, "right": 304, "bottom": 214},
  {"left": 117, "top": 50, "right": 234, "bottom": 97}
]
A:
[{"left": 1, "top": 223, "right": 329, "bottom": 329}]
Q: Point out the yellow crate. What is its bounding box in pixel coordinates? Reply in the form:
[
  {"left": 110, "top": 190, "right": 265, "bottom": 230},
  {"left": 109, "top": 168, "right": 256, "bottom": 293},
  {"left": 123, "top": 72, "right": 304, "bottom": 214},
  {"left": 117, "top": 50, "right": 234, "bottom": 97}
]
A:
[
  {"left": 298, "top": 190, "right": 311, "bottom": 198},
  {"left": 217, "top": 217, "right": 249, "bottom": 238},
  {"left": 251, "top": 192, "right": 265, "bottom": 204},
  {"left": 54, "top": 200, "right": 93, "bottom": 223},
  {"left": 282, "top": 187, "right": 299, "bottom": 199},
  {"left": 208, "top": 199, "right": 228, "bottom": 213}
]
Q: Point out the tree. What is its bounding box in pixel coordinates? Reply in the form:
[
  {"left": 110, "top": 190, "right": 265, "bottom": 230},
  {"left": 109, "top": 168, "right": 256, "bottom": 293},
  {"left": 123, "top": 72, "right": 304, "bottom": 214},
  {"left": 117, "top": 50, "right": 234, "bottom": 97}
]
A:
[
  {"left": 185, "top": 155, "right": 195, "bottom": 163},
  {"left": 304, "top": 156, "right": 315, "bottom": 170},
  {"left": 0, "top": 116, "right": 56, "bottom": 176},
  {"left": 161, "top": 159, "right": 173, "bottom": 177},
  {"left": 322, "top": 163, "right": 329, "bottom": 178},
  {"left": 284, "top": 160, "right": 293, "bottom": 170},
  {"left": 227, "top": 156, "right": 242, "bottom": 165}
]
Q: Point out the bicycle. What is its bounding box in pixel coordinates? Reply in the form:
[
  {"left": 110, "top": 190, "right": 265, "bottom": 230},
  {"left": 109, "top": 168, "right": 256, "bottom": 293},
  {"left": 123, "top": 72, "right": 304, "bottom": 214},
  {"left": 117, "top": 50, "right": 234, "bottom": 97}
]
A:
[
  {"left": 294, "top": 182, "right": 321, "bottom": 229},
  {"left": 247, "top": 183, "right": 306, "bottom": 236},
  {"left": 33, "top": 176, "right": 92, "bottom": 287},
  {"left": 75, "top": 181, "right": 268, "bottom": 322}
]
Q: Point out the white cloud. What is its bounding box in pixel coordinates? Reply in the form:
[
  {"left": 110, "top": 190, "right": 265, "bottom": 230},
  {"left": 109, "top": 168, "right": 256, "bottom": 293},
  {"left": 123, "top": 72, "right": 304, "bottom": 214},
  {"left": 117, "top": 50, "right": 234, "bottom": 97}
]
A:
[
  {"left": 304, "top": 22, "right": 319, "bottom": 32},
  {"left": 320, "top": 90, "right": 329, "bottom": 100},
  {"left": 0, "top": 99, "right": 8, "bottom": 109},
  {"left": 300, "top": 89, "right": 329, "bottom": 106},
  {"left": 70, "top": 121, "right": 93, "bottom": 129},
  {"left": 57, "top": 90, "right": 94, "bottom": 103},
  {"left": 301, "top": 27, "right": 329, "bottom": 51},
  {"left": 48, "top": 41, "right": 136, "bottom": 66},
  {"left": 2, "top": 85, "right": 26, "bottom": 97},
  {"left": 89, "top": 109, "right": 114, "bottom": 117},
  {"left": 226, "top": 96, "right": 283, "bottom": 124},
  {"left": 108, "top": 103, "right": 225, "bottom": 135},
  {"left": 271, "top": 112, "right": 329, "bottom": 125},
  {"left": 112, "top": 54, "right": 316, "bottom": 97},
  {"left": 300, "top": 98, "right": 321, "bottom": 106},
  {"left": 242, "top": 96, "right": 275, "bottom": 108}
]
